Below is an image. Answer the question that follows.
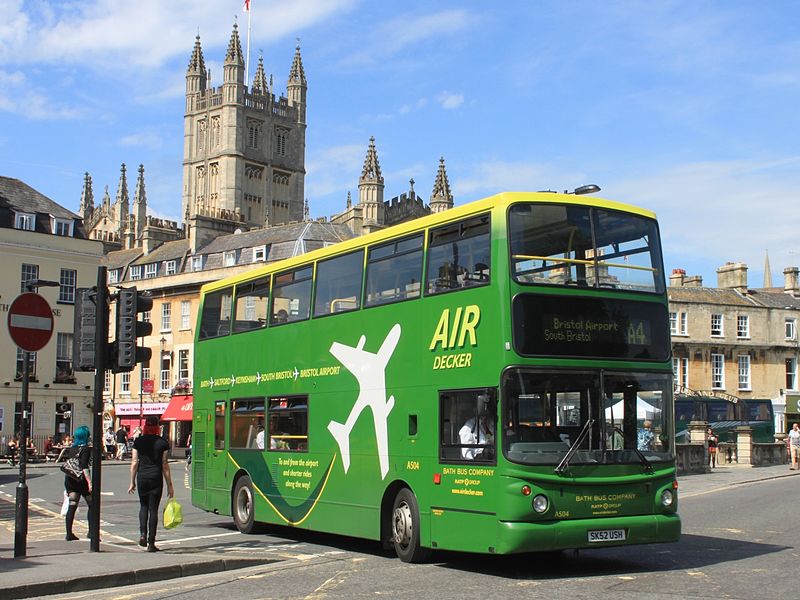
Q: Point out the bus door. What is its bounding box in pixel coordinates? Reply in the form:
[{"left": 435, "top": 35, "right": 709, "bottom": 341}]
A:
[
  {"left": 207, "top": 398, "right": 229, "bottom": 511},
  {"left": 191, "top": 408, "right": 208, "bottom": 507}
]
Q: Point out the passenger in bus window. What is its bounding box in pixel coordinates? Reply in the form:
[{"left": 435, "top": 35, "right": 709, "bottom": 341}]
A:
[
  {"left": 270, "top": 415, "right": 289, "bottom": 450},
  {"left": 255, "top": 423, "right": 265, "bottom": 450},
  {"left": 637, "top": 420, "right": 654, "bottom": 451}
]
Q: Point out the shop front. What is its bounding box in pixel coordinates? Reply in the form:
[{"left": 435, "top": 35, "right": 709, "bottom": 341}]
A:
[
  {"left": 785, "top": 395, "right": 800, "bottom": 431},
  {"left": 115, "top": 401, "right": 170, "bottom": 432},
  {"left": 161, "top": 394, "right": 193, "bottom": 457}
]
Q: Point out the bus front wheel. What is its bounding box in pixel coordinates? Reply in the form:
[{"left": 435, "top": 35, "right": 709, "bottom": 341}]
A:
[
  {"left": 233, "top": 475, "right": 256, "bottom": 534},
  {"left": 391, "top": 488, "right": 430, "bottom": 563}
]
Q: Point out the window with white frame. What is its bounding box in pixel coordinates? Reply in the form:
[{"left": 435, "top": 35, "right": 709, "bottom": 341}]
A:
[
  {"left": 58, "top": 269, "right": 76, "bottom": 304},
  {"left": 16, "top": 349, "right": 37, "bottom": 380},
  {"left": 253, "top": 245, "right": 267, "bottom": 262},
  {"left": 738, "top": 355, "right": 751, "bottom": 390},
  {"left": 55, "top": 333, "right": 73, "bottom": 382},
  {"left": 711, "top": 314, "right": 723, "bottom": 337},
  {"left": 20, "top": 263, "right": 39, "bottom": 292},
  {"left": 130, "top": 265, "right": 142, "bottom": 281},
  {"left": 670, "top": 311, "right": 688, "bottom": 335},
  {"left": 142, "top": 367, "right": 151, "bottom": 386},
  {"left": 53, "top": 218, "right": 73, "bottom": 236},
  {"left": 104, "top": 370, "right": 111, "bottom": 392},
  {"left": 711, "top": 353, "right": 725, "bottom": 389},
  {"left": 142, "top": 310, "right": 151, "bottom": 324},
  {"left": 15, "top": 212, "right": 35, "bottom": 231},
  {"left": 178, "top": 349, "right": 190, "bottom": 380},
  {"left": 181, "top": 301, "right": 191, "bottom": 329},
  {"left": 161, "top": 302, "right": 171, "bottom": 331},
  {"left": 164, "top": 260, "right": 177, "bottom": 276},
  {"left": 737, "top": 315, "right": 749, "bottom": 339},
  {"left": 121, "top": 371, "right": 130, "bottom": 393},
  {"left": 144, "top": 263, "right": 157, "bottom": 279},
  {"left": 223, "top": 250, "right": 238, "bottom": 267},
  {"left": 786, "top": 318, "right": 797, "bottom": 340},
  {"left": 191, "top": 255, "right": 205, "bottom": 272},
  {"left": 108, "top": 269, "right": 120, "bottom": 284},
  {"left": 673, "top": 356, "right": 688, "bottom": 388},
  {"left": 787, "top": 358, "right": 798, "bottom": 391},
  {"left": 160, "top": 355, "right": 172, "bottom": 391}
]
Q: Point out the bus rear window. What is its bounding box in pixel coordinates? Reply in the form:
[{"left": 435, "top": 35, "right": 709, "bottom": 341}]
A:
[
  {"left": 509, "top": 203, "right": 664, "bottom": 293},
  {"left": 199, "top": 288, "right": 233, "bottom": 340}
]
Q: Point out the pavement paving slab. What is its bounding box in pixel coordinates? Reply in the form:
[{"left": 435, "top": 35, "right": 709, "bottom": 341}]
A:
[{"left": 0, "top": 461, "right": 796, "bottom": 599}]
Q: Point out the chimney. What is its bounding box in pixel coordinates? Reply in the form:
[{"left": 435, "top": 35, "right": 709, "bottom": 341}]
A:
[
  {"left": 669, "top": 268, "right": 686, "bottom": 287},
  {"left": 684, "top": 275, "right": 703, "bottom": 287},
  {"left": 785, "top": 267, "right": 800, "bottom": 296},
  {"left": 717, "top": 262, "right": 748, "bottom": 293}
]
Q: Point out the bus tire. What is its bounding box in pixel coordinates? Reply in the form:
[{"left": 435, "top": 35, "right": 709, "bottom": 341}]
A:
[
  {"left": 391, "top": 488, "right": 430, "bottom": 563},
  {"left": 233, "top": 475, "right": 257, "bottom": 534}
]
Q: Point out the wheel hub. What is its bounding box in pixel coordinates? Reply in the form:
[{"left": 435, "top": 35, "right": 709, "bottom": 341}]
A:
[
  {"left": 393, "top": 501, "right": 413, "bottom": 547},
  {"left": 236, "top": 486, "right": 252, "bottom": 523}
]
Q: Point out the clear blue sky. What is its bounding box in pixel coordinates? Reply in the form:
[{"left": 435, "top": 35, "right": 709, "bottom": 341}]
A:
[{"left": 1, "top": 1, "right": 798, "bottom": 287}]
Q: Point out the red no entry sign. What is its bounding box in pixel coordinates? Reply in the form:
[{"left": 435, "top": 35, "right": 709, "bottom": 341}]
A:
[{"left": 7, "top": 293, "right": 54, "bottom": 352}]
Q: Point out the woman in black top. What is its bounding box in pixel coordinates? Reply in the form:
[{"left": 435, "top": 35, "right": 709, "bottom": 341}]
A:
[
  {"left": 64, "top": 425, "right": 94, "bottom": 541},
  {"left": 128, "top": 416, "right": 174, "bottom": 551}
]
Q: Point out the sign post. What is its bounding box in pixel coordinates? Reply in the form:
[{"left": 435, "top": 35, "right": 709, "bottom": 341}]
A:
[{"left": 7, "top": 291, "right": 54, "bottom": 558}]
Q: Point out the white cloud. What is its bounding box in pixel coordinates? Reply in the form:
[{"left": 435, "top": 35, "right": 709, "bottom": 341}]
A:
[
  {"left": 454, "top": 159, "right": 584, "bottom": 199},
  {"left": 119, "top": 131, "right": 163, "bottom": 150},
  {"left": 0, "top": 68, "right": 83, "bottom": 119},
  {"left": 436, "top": 91, "right": 463, "bottom": 110}
]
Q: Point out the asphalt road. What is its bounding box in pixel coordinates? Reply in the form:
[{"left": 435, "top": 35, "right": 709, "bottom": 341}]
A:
[{"left": 2, "top": 461, "right": 796, "bottom": 600}]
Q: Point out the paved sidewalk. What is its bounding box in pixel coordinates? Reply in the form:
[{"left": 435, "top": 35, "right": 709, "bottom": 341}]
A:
[{"left": 1, "top": 462, "right": 796, "bottom": 599}]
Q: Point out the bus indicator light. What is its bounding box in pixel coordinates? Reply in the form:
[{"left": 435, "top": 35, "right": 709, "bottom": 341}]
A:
[
  {"left": 433, "top": 473, "right": 441, "bottom": 485},
  {"left": 521, "top": 485, "right": 531, "bottom": 496}
]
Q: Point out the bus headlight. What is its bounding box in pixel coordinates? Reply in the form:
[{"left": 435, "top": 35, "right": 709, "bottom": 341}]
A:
[
  {"left": 660, "top": 489, "right": 674, "bottom": 507},
  {"left": 532, "top": 494, "right": 549, "bottom": 513}
]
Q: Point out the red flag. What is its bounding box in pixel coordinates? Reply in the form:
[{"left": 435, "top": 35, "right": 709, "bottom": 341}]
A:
[{"left": 243, "top": 0, "right": 250, "bottom": 11}]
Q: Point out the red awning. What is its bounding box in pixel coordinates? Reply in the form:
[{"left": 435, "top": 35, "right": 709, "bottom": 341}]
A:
[{"left": 160, "top": 395, "right": 193, "bottom": 421}]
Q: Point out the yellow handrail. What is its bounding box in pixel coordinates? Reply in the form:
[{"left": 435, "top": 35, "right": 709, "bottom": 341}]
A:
[{"left": 512, "top": 254, "right": 656, "bottom": 273}]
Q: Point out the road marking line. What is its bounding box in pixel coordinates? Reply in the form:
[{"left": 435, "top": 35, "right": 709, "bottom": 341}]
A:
[{"left": 158, "top": 531, "right": 242, "bottom": 545}]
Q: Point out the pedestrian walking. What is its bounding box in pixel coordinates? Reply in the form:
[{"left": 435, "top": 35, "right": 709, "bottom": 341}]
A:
[
  {"left": 64, "top": 425, "right": 95, "bottom": 541},
  {"left": 103, "top": 427, "right": 116, "bottom": 460},
  {"left": 128, "top": 416, "right": 175, "bottom": 552},
  {"left": 115, "top": 425, "right": 128, "bottom": 460},
  {"left": 788, "top": 423, "right": 800, "bottom": 470},
  {"left": 708, "top": 427, "right": 719, "bottom": 468}
]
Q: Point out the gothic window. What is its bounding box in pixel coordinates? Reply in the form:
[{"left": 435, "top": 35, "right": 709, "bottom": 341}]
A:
[
  {"left": 212, "top": 117, "right": 221, "bottom": 147},
  {"left": 274, "top": 128, "right": 289, "bottom": 156},
  {"left": 247, "top": 120, "right": 263, "bottom": 149},
  {"left": 197, "top": 120, "right": 207, "bottom": 151},
  {"left": 209, "top": 162, "right": 219, "bottom": 201},
  {"left": 196, "top": 166, "right": 206, "bottom": 203}
]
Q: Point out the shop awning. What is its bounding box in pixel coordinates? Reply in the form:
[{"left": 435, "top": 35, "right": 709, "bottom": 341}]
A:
[{"left": 161, "top": 395, "right": 193, "bottom": 421}]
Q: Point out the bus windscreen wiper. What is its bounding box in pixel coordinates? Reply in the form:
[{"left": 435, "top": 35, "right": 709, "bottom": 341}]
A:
[
  {"left": 555, "top": 418, "right": 594, "bottom": 475},
  {"left": 632, "top": 445, "right": 654, "bottom": 473}
]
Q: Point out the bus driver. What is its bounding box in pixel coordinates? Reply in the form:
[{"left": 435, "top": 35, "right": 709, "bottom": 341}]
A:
[{"left": 459, "top": 402, "right": 495, "bottom": 460}]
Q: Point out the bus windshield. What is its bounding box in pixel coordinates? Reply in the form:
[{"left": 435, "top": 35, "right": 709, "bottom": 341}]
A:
[
  {"left": 502, "top": 369, "right": 673, "bottom": 466},
  {"left": 509, "top": 203, "right": 664, "bottom": 293}
]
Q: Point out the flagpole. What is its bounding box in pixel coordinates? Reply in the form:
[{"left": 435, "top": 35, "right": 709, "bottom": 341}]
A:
[{"left": 245, "top": 0, "right": 252, "bottom": 88}]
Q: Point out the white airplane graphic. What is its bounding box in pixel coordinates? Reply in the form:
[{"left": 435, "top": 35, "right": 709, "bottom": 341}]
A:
[{"left": 327, "top": 324, "right": 401, "bottom": 480}]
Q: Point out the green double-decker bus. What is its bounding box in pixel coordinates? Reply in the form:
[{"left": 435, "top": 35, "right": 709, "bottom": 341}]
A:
[{"left": 191, "top": 191, "right": 680, "bottom": 561}]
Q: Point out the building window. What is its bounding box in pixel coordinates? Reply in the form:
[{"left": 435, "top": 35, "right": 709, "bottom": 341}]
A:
[
  {"left": 142, "top": 367, "right": 151, "bottom": 386},
  {"left": 786, "top": 318, "right": 797, "bottom": 341},
  {"left": 711, "top": 314, "right": 723, "bottom": 337},
  {"left": 274, "top": 130, "right": 288, "bottom": 156},
  {"left": 181, "top": 301, "right": 191, "bottom": 329},
  {"left": 673, "top": 356, "right": 688, "bottom": 388},
  {"left": 55, "top": 333, "right": 74, "bottom": 383},
  {"left": 20, "top": 263, "right": 39, "bottom": 292},
  {"left": 15, "top": 212, "right": 35, "bottom": 231},
  {"left": 142, "top": 310, "right": 151, "bottom": 324},
  {"left": 165, "top": 261, "right": 177, "bottom": 276},
  {"left": 121, "top": 371, "right": 130, "bottom": 393},
  {"left": 161, "top": 302, "right": 172, "bottom": 331},
  {"left": 108, "top": 269, "right": 120, "bottom": 284},
  {"left": 104, "top": 370, "right": 111, "bottom": 392},
  {"left": 738, "top": 355, "right": 751, "bottom": 390},
  {"left": 160, "top": 355, "right": 172, "bottom": 392},
  {"left": 253, "top": 245, "right": 267, "bottom": 262},
  {"left": 53, "top": 218, "right": 73, "bottom": 236},
  {"left": 178, "top": 349, "right": 190, "bottom": 380},
  {"left": 144, "top": 263, "right": 158, "bottom": 279},
  {"left": 191, "top": 255, "right": 205, "bottom": 272},
  {"left": 737, "top": 315, "right": 749, "bottom": 339},
  {"left": 247, "top": 122, "right": 260, "bottom": 149},
  {"left": 711, "top": 353, "right": 725, "bottom": 389},
  {"left": 223, "top": 250, "right": 238, "bottom": 267},
  {"left": 58, "top": 269, "right": 77, "bottom": 304},
  {"left": 788, "top": 358, "right": 798, "bottom": 391},
  {"left": 16, "top": 349, "right": 37, "bottom": 381},
  {"left": 670, "top": 311, "right": 687, "bottom": 335},
  {"left": 130, "top": 265, "right": 142, "bottom": 281}
]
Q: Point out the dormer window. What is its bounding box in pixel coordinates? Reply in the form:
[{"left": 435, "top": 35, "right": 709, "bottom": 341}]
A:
[
  {"left": 224, "top": 250, "right": 239, "bottom": 267},
  {"left": 130, "top": 265, "right": 142, "bottom": 281},
  {"left": 53, "top": 218, "right": 73, "bottom": 237},
  {"left": 164, "top": 260, "right": 177, "bottom": 276},
  {"left": 15, "top": 212, "right": 35, "bottom": 231},
  {"left": 144, "top": 263, "right": 158, "bottom": 279},
  {"left": 253, "top": 245, "right": 267, "bottom": 262},
  {"left": 192, "top": 255, "right": 205, "bottom": 272},
  {"left": 108, "top": 269, "right": 120, "bottom": 284}
]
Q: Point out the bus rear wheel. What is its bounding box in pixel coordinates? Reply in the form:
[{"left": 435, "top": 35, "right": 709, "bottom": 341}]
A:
[
  {"left": 391, "top": 488, "right": 430, "bottom": 563},
  {"left": 233, "top": 475, "right": 257, "bottom": 534}
]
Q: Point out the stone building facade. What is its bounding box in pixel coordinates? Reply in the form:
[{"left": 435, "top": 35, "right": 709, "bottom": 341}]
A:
[{"left": 668, "top": 263, "right": 800, "bottom": 433}]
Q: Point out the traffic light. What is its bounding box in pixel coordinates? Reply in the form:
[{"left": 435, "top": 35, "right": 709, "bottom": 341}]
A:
[
  {"left": 114, "top": 287, "right": 153, "bottom": 372},
  {"left": 73, "top": 288, "right": 102, "bottom": 371}
]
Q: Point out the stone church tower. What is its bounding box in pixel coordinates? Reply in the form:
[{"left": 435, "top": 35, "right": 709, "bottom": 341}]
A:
[{"left": 182, "top": 24, "right": 307, "bottom": 250}]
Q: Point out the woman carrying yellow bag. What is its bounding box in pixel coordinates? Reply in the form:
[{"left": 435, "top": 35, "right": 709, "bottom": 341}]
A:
[{"left": 163, "top": 498, "right": 183, "bottom": 529}]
